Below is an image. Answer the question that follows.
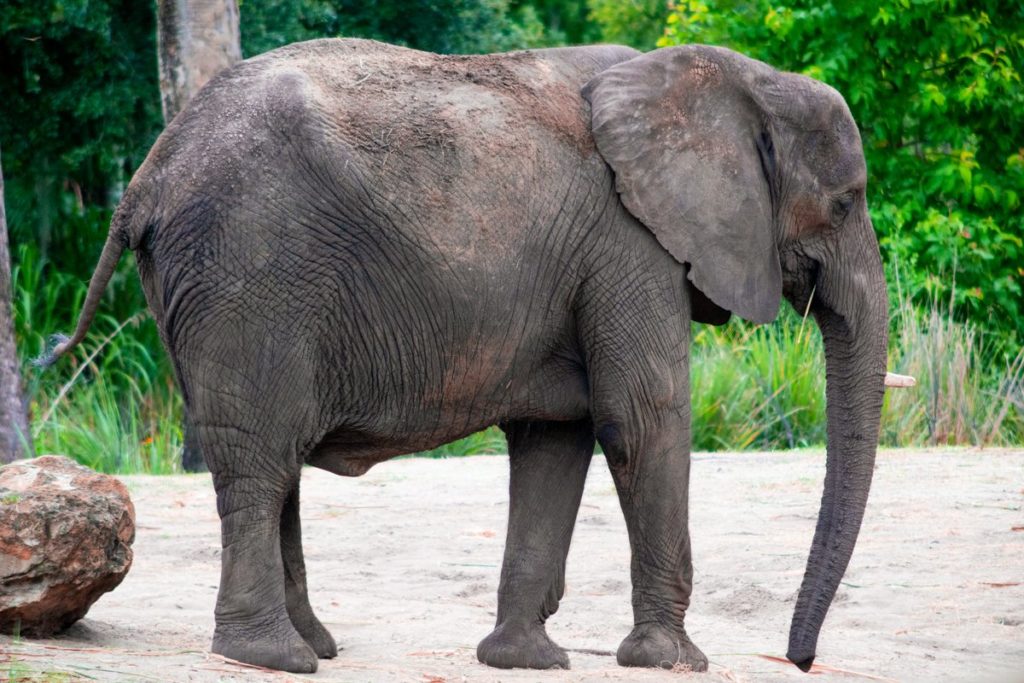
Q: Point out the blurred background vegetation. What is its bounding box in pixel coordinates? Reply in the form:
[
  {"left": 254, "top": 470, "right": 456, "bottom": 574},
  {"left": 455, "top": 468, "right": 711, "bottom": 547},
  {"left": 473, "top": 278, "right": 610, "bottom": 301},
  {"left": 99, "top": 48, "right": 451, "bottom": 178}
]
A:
[{"left": 0, "top": 0, "right": 1021, "bottom": 472}]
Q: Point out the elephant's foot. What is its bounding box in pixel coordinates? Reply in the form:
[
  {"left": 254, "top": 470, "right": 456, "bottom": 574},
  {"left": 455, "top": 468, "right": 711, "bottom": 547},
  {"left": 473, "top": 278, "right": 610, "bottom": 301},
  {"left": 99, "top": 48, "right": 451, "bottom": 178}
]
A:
[
  {"left": 477, "top": 621, "right": 570, "bottom": 669},
  {"left": 290, "top": 608, "right": 338, "bottom": 659},
  {"left": 616, "top": 623, "right": 708, "bottom": 671},
  {"left": 212, "top": 619, "right": 318, "bottom": 673}
]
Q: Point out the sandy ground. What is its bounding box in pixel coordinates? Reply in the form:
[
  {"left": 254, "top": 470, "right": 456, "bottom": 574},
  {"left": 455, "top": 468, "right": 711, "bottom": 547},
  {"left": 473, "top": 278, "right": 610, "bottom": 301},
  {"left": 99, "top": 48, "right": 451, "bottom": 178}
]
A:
[{"left": 2, "top": 448, "right": 1022, "bottom": 683}]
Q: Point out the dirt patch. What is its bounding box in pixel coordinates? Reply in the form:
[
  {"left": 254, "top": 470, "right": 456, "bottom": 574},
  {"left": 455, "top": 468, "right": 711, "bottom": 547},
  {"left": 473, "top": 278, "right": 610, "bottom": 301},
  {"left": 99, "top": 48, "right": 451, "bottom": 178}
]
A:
[{"left": 2, "top": 448, "right": 1022, "bottom": 682}]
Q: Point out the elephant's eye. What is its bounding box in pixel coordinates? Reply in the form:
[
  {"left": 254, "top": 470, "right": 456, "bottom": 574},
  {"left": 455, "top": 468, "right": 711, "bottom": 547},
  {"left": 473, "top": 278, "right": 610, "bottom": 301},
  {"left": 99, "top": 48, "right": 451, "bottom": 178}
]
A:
[{"left": 830, "top": 192, "right": 855, "bottom": 225}]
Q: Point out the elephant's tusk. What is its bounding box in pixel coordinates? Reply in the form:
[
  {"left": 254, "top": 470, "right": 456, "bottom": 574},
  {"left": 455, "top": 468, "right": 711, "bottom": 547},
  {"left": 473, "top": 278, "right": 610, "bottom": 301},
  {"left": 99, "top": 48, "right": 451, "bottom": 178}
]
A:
[{"left": 884, "top": 372, "right": 916, "bottom": 388}]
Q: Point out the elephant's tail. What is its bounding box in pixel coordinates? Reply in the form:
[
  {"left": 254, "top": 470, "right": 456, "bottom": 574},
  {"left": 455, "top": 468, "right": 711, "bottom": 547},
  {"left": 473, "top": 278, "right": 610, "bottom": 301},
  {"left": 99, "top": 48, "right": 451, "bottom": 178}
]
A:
[{"left": 34, "top": 196, "right": 136, "bottom": 368}]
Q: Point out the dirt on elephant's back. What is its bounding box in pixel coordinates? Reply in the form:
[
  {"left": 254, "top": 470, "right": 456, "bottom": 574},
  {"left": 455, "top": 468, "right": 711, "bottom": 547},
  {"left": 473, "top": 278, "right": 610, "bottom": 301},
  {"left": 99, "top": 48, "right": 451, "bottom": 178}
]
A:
[
  {"left": 3, "top": 448, "right": 1022, "bottom": 682},
  {"left": 278, "top": 40, "right": 600, "bottom": 159}
]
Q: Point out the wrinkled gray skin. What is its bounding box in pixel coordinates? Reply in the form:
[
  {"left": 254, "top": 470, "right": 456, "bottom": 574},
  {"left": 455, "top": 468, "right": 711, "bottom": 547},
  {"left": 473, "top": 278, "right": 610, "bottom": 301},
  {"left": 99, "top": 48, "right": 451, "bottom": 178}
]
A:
[{"left": 51, "top": 39, "right": 888, "bottom": 674}]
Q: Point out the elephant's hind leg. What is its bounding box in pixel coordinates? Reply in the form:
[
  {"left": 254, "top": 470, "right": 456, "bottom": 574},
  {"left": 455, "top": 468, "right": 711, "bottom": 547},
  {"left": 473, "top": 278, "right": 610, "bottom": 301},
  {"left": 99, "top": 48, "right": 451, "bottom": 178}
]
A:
[
  {"left": 203, "top": 424, "right": 318, "bottom": 674},
  {"left": 477, "top": 420, "right": 594, "bottom": 670},
  {"left": 280, "top": 481, "right": 338, "bottom": 658}
]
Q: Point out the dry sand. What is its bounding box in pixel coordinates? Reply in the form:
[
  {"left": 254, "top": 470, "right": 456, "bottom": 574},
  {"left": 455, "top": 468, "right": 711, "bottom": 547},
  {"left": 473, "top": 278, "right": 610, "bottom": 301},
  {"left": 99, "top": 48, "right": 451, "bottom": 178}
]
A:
[{"left": 2, "top": 448, "right": 1022, "bottom": 683}]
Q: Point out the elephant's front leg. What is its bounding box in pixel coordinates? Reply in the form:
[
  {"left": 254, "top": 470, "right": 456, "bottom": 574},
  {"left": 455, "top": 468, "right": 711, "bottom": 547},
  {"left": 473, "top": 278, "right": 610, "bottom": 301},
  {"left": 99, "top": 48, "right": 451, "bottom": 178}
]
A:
[
  {"left": 477, "top": 419, "right": 594, "bottom": 670},
  {"left": 603, "top": 410, "right": 708, "bottom": 672}
]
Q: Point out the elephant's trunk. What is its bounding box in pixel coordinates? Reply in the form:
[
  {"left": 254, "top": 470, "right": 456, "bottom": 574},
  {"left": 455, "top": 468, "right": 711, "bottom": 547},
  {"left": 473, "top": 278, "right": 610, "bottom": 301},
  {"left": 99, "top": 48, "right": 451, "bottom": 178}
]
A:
[{"left": 786, "top": 215, "right": 889, "bottom": 671}]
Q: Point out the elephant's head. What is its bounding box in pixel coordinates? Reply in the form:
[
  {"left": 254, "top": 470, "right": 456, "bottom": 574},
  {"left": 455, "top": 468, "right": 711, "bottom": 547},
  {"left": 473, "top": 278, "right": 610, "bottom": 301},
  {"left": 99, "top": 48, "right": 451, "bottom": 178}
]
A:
[{"left": 583, "top": 45, "right": 890, "bottom": 669}]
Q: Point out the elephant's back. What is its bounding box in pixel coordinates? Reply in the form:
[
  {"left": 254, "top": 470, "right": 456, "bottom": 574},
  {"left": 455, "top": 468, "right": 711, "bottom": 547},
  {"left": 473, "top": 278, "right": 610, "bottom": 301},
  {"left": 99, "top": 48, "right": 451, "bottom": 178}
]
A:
[{"left": 248, "top": 38, "right": 639, "bottom": 161}]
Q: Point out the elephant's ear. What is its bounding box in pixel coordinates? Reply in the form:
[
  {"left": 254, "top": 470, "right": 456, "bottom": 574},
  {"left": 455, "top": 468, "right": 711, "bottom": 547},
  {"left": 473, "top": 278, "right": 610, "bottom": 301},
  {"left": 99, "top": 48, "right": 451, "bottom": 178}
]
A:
[{"left": 582, "top": 46, "right": 781, "bottom": 324}]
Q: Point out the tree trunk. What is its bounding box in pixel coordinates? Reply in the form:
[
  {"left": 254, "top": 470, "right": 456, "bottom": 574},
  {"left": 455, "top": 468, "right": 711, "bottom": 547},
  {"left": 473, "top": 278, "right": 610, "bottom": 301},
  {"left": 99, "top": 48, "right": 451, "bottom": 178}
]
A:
[
  {"left": 0, "top": 146, "right": 33, "bottom": 463},
  {"left": 157, "top": 0, "right": 242, "bottom": 123}
]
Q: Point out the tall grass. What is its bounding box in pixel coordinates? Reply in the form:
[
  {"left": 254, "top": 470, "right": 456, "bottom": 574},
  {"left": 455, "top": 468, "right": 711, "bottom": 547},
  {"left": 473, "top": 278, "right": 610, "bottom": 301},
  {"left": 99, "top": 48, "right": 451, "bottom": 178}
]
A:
[
  {"left": 14, "top": 244, "right": 184, "bottom": 473},
  {"left": 692, "top": 290, "right": 1023, "bottom": 450},
  {"left": 12, "top": 244, "right": 1022, "bottom": 474},
  {"left": 691, "top": 309, "right": 827, "bottom": 450},
  {"left": 30, "top": 321, "right": 183, "bottom": 474},
  {"left": 884, "top": 294, "right": 1024, "bottom": 446}
]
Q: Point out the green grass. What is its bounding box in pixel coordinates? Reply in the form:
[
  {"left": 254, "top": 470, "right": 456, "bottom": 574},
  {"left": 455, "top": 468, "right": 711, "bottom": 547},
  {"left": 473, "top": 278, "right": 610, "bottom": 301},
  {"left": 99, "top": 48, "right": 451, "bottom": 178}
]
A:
[
  {"left": 691, "top": 308, "right": 827, "bottom": 451},
  {"left": 884, "top": 291, "right": 1024, "bottom": 446},
  {"left": 412, "top": 427, "right": 508, "bottom": 458},
  {"left": 15, "top": 244, "right": 183, "bottom": 474},
  {"left": 13, "top": 244, "right": 1022, "bottom": 474},
  {"left": 692, "top": 296, "right": 1024, "bottom": 451}
]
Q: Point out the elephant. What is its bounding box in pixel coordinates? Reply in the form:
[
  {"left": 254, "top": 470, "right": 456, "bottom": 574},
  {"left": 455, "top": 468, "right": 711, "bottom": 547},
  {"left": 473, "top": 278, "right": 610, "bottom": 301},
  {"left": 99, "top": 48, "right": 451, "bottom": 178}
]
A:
[{"left": 46, "top": 38, "right": 896, "bottom": 674}]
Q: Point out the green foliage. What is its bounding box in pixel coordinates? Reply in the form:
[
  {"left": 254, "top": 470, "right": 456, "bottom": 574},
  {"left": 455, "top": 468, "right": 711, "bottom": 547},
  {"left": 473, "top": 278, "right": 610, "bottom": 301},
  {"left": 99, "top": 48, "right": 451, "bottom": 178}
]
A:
[
  {"left": 692, "top": 307, "right": 826, "bottom": 450},
  {"left": 884, "top": 282, "right": 1024, "bottom": 445},
  {"left": 511, "top": 0, "right": 591, "bottom": 45},
  {"left": 240, "top": 0, "right": 557, "bottom": 57},
  {"left": 0, "top": 3, "right": 166, "bottom": 471},
  {"left": 322, "top": 0, "right": 548, "bottom": 53},
  {"left": 693, "top": 293, "right": 1023, "bottom": 450},
  {"left": 14, "top": 244, "right": 182, "bottom": 474},
  {"left": 33, "top": 368, "right": 183, "bottom": 475},
  {"left": 587, "top": 0, "right": 672, "bottom": 48},
  {"left": 415, "top": 427, "right": 508, "bottom": 457},
  {"left": 660, "top": 0, "right": 1024, "bottom": 338},
  {"left": 0, "top": 0, "right": 162, "bottom": 266}
]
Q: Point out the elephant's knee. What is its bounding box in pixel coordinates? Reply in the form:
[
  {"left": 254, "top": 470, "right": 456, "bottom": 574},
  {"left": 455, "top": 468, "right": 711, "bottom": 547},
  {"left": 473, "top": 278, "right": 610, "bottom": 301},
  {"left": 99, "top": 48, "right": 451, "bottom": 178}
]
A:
[{"left": 596, "top": 422, "right": 630, "bottom": 467}]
